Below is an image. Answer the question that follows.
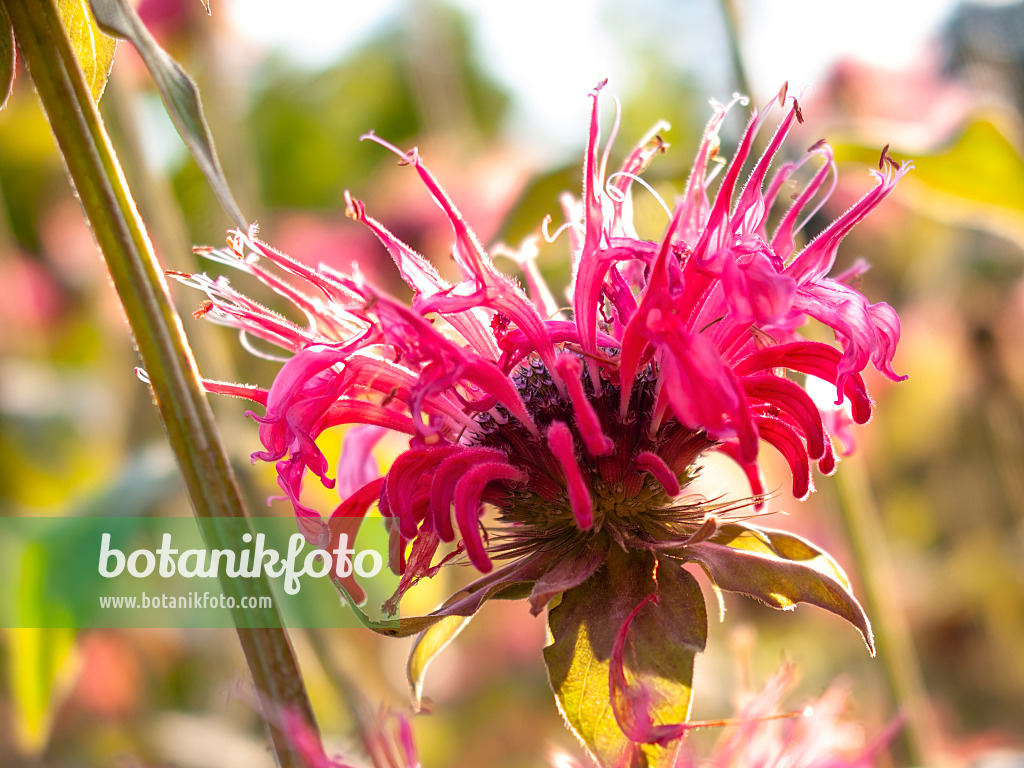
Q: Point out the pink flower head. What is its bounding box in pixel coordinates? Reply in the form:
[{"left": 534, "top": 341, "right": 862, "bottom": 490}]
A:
[{"left": 179, "top": 83, "right": 908, "bottom": 757}]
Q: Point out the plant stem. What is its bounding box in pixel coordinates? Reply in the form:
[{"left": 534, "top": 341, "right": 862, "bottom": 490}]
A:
[
  {"left": 834, "top": 453, "right": 945, "bottom": 768},
  {"left": 4, "top": 2, "right": 319, "bottom": 765}
]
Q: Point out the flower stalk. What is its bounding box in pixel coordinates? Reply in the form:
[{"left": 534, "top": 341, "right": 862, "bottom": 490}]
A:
[{"left": 3, "top": 1, "right": 318, "bottom": 764}]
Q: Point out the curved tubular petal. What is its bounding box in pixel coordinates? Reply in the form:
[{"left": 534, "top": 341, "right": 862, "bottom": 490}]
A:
[
  {"left": 786, "top": 160, "right": 912, "bottom": 284},
  {"left": 734, "top": 341, "right": 873, "bottom": 421},
  {"left": 454, "top": 462, "right": 528, "bottom": 572},
  {"left": 772, "top": 143, "right": 835, "bottom": 259},
  {"left": 795, "top": 280, "right": 906, "bottom": 389},
  {"left": 337, "top": 424, "right": 385, "bottom": 499},
  {"left": 365, "top": 135, "right": 559, "bottom": 381},
  {"left": 429, "top": 447, "right": 508, "bottom": 543},
  {"left": 555, "top": 355, "right": 613, "bottom": 456},
  {"left": 742, "top": 374, "right": 826, "bottom": 460},
  {"left": 714, "top": 440, "right": 767, "bottom": 506},
  {"left": 616, "top": 206, "right": 686, "bottom": 418},
  {"left": 327, "top": 477, "right": 386, "bottom": 606},
  {"left": 732, "top": 104, "right": 800, "bottom": 237},
  {"left": 692, "top": 106, "right": 762, "bottom": 260},
  {"left": 202, "top": 379, "right": 269, "bottom": 405},
  {"left": 346, "top": 192, "right": 499, "bottom": 360},
  {"left": 386, "top": 448, "right": 458, "bottom": 540},
  {"left": 651, "top": 316, "right": 759, "bottom": 463},
  {"left": 319, "top": 398, "right": 417, "bottom": 435},
  {"left": 635, "top": 451, "right": 680, "bottom": 496},
  {"left": 546, "top": 421, "right": 594, "bottom": 530},
  {"left": 755, "top": 416, "right": 812, "bottom": 499}
]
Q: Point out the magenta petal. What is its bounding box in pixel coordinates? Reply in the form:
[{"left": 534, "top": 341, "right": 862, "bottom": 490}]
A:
[
  {"left": 743, "top": 374, "right": 826, "bottom": 460},
  {"left": 429, "top": 447, "right": 508, "bottom": 542},
  {"left": 546, "top": 421, "right": 594, "bottom": 530},
  {"left": 609, "top": 593, "right": 693, "bottom": 746},
  {"left": 735, "top": 341, "right": 874, "bottom": 423},
  {"left": 328, "top": 477, "right": 385, "bottom": 606},
  {"left": 635, "top": 451, "right": 680, "bottom": 496},
  {"left": 755, "top": 417, "right": 813, "bottom": 499},
  {"left": 555, "top": 355, "right": 613, "bottom": 456},
  {"left": 454, "top": 462, "right": 527, "bottom": 572}
]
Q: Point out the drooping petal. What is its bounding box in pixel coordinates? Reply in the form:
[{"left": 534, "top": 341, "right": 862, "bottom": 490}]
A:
[
  {"left": 454, "top": 462, "right": 527, "bottom": 571},
  {"left": 546, "top": 421, "right": 594, "bottom": 530},
  {"left": 635, "top": 451, "right": 680, "bottom": 497},
  {"left": 555, "top": 354, "right": 613, "bottom": 456}
]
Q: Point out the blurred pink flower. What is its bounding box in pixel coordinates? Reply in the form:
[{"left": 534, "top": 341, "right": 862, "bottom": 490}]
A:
[{"left": 550, "top": 664, "right": 899, "bottom": 768}]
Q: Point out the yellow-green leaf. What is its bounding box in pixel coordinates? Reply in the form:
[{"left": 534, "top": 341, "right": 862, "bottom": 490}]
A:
[
  {"left": 834, "top": 115, "right": 1024, "bottom": 245},
  {"left": 8, "top": 627, "right": 76, "bottom": 754},
  {"left": 6, "top": 537, "right": 78, "bottom": 755},
  {"left": 544, "top": 550, "right": 707, "bottom": 768},
  {"left": 687, "top": 524, "right": 874, "bottom": 653},
  {"left": 407, "top": 614, "right": 472, "bottom": 708},
  {"left": 58, "top": 0, "right": 116, "bottom": 103}
]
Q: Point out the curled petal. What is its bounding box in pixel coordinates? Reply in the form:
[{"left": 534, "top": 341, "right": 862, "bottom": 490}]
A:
[
  {"left": 716, "top": 440, "right": 767, "bottom": 503},
  {"left": 609, "top": 593, "right": 694, "bottom": 746},
  {"left": 742, "top": 374, "right": 826, "bottom": 460},
  {"left": 756, "top": 417, "right": 813, "bottom": 499},
  {"left": 735, "top": 341, "right": 873, "bottom": 421},
  {"left": 546, "top": 421, "right": 594, "bottom": 530},
  {"left": 454, "top": 462, "right": 527, "bottom": 572},
  {"left": 337, "top": 425, "right": 386, "bottom": 500},
  {"left": 429, "top": 447, "right": 508, "bottom": 542},
  {"left": 386, "top": 448, "right": 458, "bottom": 539},
  {"left": 786, "top": 160, "right": 912, "bottom": 284},
  {"left": 796, "top": 281, "right": 906, "bottom": 391},
  {"left": 555, "top": 354, "right": 613, "bottom": 456},
  {"left": 635, "top": 451, "right": 680, "bottom": 496},
  {"left": 202, "top": 379, "right": 269, "bottom": 406},
  {"left": 328, "top": 477, "right": 386, "bottom": 606}
]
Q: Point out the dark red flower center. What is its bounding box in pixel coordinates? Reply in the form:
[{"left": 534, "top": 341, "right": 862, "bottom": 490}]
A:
[{"left": 473, "top": 353, "right": 717, "bottom": 556}]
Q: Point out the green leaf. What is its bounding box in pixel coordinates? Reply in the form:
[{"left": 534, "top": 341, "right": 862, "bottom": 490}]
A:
[
  {"left": 87, "top": 0, "right": 247, "bottom": 229},
  {"left": 834, "top": 116, "right": 1024, "bottom": 243},
  {"left": 709, "top": 524, "right": 854, "bottom": 590},
  {"left": 544, "top": 549, "right": 707, "bottom": 768},
  {"left": 57, "top": 0, "right": 116, "bottom": 103},
  {"left": 685, "top": 524, "right": 874, "bottom": 653},
  {"left": 407, "top": 614, "right": 472, "bottom": 708},
  {"left": 0, "top": 6, "right": 13, "bottom": 111},
  {"left": 332, "top": 554, "right": 546, "bottom": 638}
]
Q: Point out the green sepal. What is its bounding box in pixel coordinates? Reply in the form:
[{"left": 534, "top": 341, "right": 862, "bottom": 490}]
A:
[
  {"left": 544, "top": 549, "right": 708, "bottom": 768},
  {"left": 683, "top": 523, "right": 874, "bottom": 653}
]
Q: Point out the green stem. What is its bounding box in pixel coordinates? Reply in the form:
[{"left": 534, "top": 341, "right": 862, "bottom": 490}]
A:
[
  {"left": 834, "top": 453, "right": 945, "bottom": 768},
  {"left": 5, "top": 3, "right": 319, "bottom": 765},
  {"left": 717, "top": 0, "right": 754, "bottom": 102}
]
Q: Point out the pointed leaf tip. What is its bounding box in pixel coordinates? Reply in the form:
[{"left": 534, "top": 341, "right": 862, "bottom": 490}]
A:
[
  {"left": 58, "top": 0, "right": 117, "bottom": 104},
  {"left": 407, "top": 615, "right": 472, "bottom": 709},
  {"left": 686, "top": 524, "right": 874, "bottom": 653},
  {"left": 88, "top": 0, "right": 247, "bottom": 229}
]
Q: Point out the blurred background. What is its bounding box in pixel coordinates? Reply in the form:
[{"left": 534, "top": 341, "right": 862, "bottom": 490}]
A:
[{"left": 1, "top": 0, "right": 1023, "bottom": 766}]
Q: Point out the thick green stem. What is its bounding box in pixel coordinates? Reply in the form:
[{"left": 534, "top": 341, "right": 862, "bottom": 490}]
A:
[{"left": 5, "top": 2, "right": 319, "bottom": 765}]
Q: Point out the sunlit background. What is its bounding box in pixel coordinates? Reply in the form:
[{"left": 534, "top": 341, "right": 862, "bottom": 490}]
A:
[{"left": 2, "top": 0, "right": 1024, "bottom": 766}]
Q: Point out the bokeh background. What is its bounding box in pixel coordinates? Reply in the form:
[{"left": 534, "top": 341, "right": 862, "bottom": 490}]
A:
[{"left": 1, "top": 0, "right": 1023, "bottom": 766}]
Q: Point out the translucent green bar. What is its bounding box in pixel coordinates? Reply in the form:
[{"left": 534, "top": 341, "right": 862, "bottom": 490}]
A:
[{"left": 0, "top": 516, "right": 398, "bottom": 628}]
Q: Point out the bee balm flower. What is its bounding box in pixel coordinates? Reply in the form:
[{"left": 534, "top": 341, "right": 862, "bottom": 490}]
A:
[{"left": 179, "top": 83, "right": 908, "bottom": 764}]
